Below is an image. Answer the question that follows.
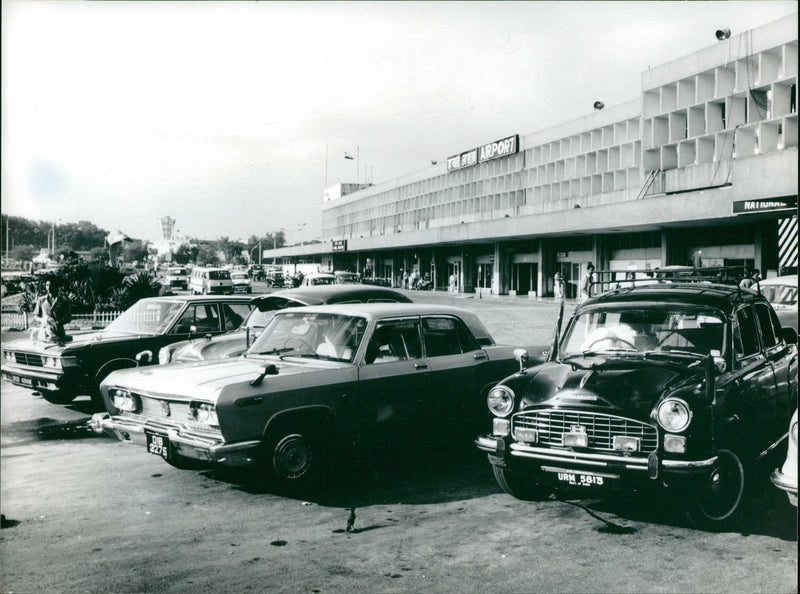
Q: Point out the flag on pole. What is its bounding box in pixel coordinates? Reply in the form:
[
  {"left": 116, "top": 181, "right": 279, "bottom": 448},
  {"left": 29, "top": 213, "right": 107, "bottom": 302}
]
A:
[{"left": 344, "top": 152, "right": 354, "bottom": 160}]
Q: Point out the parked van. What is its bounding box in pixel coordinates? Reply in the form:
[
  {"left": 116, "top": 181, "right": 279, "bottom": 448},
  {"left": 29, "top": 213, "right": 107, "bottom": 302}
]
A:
[{"left": 190, "top": 267, "right": 233, "bottom": 295}]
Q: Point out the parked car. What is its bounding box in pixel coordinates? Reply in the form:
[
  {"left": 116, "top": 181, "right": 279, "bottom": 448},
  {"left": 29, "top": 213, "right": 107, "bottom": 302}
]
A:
[
  {"left": 231, "top": 271, "right": 252, "bottom": 294},
  {"left": 158, "top": 285, "right": 412, "bottom": 364},
  {"left": 92, "top": 303, "right": 526, "bottom": 487},
  {"left": 334, "top": 271, "right": 361, "bottom": 284},
  {"left": 164, "top": 267, "right": 190, "bottom": 290},
  {"left": 758, "top": 275, "right": 797, "bottom": 332},
  {"left": 265, "top": 267, "right": 284, "bottom": 288},
  {"left": 477, "top": 279, "right": 798, "bottom": 529},
  {"left": 1, "top": 295, "right": 254, "bottom": 408},
  {"left": 300, "top": 273, "right": 336, "bottom": 287},
  {"left": 771, "top": 409, "right": 798, "bottom": 507}
]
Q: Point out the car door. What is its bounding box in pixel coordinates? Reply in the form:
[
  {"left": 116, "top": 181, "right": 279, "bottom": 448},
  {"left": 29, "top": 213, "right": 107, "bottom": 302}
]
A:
[
  {"left": 419, "top": 315, "right": 488, "bottom": 432},
  {"left": 725, "top": 304, "right": 776, "bottom": 456},
  {"left": 356, "top": 317, "right": 429, "bottom": 448},
  {"left": 755, "top": 302, "right": 797, "bottom": 432}
]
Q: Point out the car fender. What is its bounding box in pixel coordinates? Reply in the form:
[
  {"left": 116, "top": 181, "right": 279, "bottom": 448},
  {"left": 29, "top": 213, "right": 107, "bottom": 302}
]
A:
[
  {"left": 95, "top": 357, "right": 138, "bottom": 384},
  {"left": 262, "top": 405, "right": 337, "bottom": 442}
]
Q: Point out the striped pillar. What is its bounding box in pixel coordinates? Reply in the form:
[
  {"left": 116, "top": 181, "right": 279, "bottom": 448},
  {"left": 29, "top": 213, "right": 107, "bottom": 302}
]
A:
[{"left": 778, "top": 215, "right": 798, "bottom": 273}]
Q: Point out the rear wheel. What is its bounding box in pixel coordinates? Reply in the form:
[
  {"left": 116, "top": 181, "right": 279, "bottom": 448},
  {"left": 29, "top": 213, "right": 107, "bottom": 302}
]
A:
[
  {"left": 492, "top": 465, "right": 552, "bottom": 501},
  {"left": 687, "top": 449, "right": 746, "bottom": 530}
]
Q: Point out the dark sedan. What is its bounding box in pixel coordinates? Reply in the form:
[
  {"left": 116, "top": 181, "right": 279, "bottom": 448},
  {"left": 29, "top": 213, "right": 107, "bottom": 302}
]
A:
[
  {"left": 2, "top": 295, "right": 254, "bottom": 408},
  {"left": 93, "top": 303, "right": 523, "bottom": 489},
  {"left": 158, "top": 285, "right": 412, "bottom": 364},
  {"left": 477, "top": 280, "right": 797, "bottom": 530}
]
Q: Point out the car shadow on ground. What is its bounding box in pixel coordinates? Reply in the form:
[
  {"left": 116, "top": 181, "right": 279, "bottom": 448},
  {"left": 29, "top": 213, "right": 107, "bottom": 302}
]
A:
[
  {"left": 559, "top": 478, "right": 797, "bottom": 540},
  {"left": 206, "top": 444, "right": 503, "bottom": 507},
  {"left": 0, "top": 417, "right": 106, "bottom": 447}
]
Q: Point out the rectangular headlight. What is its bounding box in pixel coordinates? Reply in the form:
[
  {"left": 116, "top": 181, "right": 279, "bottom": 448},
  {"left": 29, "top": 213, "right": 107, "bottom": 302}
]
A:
[
  {"left": 191, "top": 402, "right": 219, "bottom": 427},
  {"left": 514, "top": 427, "right": 538, "bottom": 444},
  {"left": 664, "top": 434, "right": 686, "bottom": 453},
  {"left": 563, "top": 432, "right": 588, "bottom": 448},
  {"left": 613, "top": 436, "right": 641, "bottom": 452},
  {"left": 111, "top": 388, "right": 139, "bottom": 412},
  {"left": 492, "top": 418, "right": 509, "bottom": 436}
]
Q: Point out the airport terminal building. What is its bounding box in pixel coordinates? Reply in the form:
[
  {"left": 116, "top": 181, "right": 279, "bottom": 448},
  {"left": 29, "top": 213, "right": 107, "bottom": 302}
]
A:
[{"left": 272, "top": 14, "right": 797, "bottom": 297}]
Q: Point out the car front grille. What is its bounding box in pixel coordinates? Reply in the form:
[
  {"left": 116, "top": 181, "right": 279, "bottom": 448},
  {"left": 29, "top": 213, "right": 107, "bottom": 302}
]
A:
[
  {"left": 14, "top": 352, "right": 43, "bottom": 367},
  {"left": 133, "top": 394, "right": 221, "bottom": 435},
  {"left": 513, "top": 410, "right": 658, "bottom": 453}
]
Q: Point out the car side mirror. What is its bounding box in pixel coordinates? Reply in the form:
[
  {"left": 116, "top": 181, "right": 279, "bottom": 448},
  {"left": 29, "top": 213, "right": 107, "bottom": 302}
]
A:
[
  {"left": 782, "top": 327, "right": 798, "bottom": 344},
  {"left": 188, "top": 325, "right": 197, "bottom": 338},
  {"left": 135, "top": 350, "right": 152, "bottom": 366},
  {"left": 513, "top": 348, "right": 529, "bottom": 373},
  {"left": 250, "top": 363, "right": 279, "bottom": 386}
]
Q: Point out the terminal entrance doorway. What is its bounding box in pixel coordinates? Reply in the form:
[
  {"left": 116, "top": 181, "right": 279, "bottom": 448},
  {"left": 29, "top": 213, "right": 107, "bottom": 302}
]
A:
[
  {"left": 558, "top": 262, "right": 581, "bottom": 299},
  {"left": 511, "top": 263, "right": 537, "bottom": 296},
  {"left": 447, "top": 260, "right": 461, "bottom": 292}
]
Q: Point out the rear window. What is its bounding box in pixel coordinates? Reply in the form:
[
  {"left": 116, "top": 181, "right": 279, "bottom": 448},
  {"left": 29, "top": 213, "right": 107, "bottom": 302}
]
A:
[{"left": 208, "top": 270, "right": 231, "bottom": 280}]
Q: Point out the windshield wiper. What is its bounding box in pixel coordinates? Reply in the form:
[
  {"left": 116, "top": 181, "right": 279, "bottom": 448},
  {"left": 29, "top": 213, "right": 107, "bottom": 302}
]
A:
[
  {"left": 643, "top": 350, "right": 706, "bottom": 361},
  {"left": 253, "top": 347, "right": 295, "bottom": 356}
]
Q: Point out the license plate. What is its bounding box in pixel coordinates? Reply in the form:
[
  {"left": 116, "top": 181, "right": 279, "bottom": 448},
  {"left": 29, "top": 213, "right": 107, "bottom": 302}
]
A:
[
  {"left": 555, "top": 471, "right": 608, "bottom": 487},
  {"left": 6, "top": 374, "right": 34, "bottom": 387},
  {"left": 146, "top": 431, "right": 170, "bottom": 461}
]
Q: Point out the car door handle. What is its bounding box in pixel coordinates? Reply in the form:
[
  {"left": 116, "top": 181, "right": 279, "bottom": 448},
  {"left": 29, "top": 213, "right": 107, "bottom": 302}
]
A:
[
  {"left": 414, "top": 362, "right": 428, "bottom": 369},
  {"left": 235, "top": 396, "right": 263, "bottom": 407},
  {"left": 473, "top": 352, "right": 487, "bottom": 360}
]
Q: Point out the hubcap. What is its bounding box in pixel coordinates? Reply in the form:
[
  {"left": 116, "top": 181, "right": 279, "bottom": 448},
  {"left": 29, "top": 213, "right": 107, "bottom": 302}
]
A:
[
  {"left": 699, "top": 449, "right": 744, "bottom": 521},
  {"left": 273, "top": 434, "right": 312, "bottom": 479}
]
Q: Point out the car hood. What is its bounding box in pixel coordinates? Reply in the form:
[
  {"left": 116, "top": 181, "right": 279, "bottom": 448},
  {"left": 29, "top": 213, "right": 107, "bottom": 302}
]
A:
[
  {"left": 516, "top": 356, "right": 706, "bottom": 419},
  {"left": 172, "top": 332, "right": 248, "bottom": 362},
  {"left": 104, "top": 356, "right": 335, "bottom": 403},
  {"left": 5, "top": 330, "right": 154, "bottom": 355}
]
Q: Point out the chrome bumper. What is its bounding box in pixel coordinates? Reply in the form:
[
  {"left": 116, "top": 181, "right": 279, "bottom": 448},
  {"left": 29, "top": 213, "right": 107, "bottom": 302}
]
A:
[
  {"left": 91, "top": 413, "right": 260, "bottom": 467},
  {"left": 1, "top": 364, "right": 71, "bottom": 392},
  {"left": 771, "top": 468, "right": 798, "bottom": 506},
  {"left": 476, "top": 435, "right": 718, "bottom": 472}
]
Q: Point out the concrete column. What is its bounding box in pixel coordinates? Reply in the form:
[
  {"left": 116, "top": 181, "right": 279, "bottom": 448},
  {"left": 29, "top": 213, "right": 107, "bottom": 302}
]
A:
[
  {"left": 754, "top": 225, "right": 763, "bottom": 274},
  {"left": 493, "top": 242, "right": 502, "bottom": 295},
  {"left": 537, "top": 239, "right": 548, "bottom": 298},
  {"left": 661, "top": 231, "right": 669, "bottom": 267}
]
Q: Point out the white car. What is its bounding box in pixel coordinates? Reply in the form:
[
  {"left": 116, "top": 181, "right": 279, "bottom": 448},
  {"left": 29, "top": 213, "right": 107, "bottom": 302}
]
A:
[
  {"left": 231, "top": 271, "right": 252, "bottom": 293},
  {"left": 758, "top": 275, "right": 797, "bottom": 332},
  {"left": 772, "top": 409, "right": 798, "bottom": 507},
  {"left": 301, "top": 273, "right": 336, "bottom": 287}
]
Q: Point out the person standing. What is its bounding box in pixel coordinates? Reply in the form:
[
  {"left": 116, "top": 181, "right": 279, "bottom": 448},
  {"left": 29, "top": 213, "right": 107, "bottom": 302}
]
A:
[
  {"left": 553, "top": 271, "right": 564, "bottom": 300},
  {"left": 33, "top": 278, "right": 71, "bottom": 344},
  {"left": 580, "top": 263, "right": 595, "bottom": 302}
]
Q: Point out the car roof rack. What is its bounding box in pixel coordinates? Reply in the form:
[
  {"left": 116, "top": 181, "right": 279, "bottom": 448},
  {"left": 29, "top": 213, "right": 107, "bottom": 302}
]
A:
[{"left": 589, "top": 265, "right": 760, "bottom": 298}]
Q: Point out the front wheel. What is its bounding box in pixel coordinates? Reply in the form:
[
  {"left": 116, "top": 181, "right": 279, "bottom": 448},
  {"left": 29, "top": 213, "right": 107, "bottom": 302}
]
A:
[
  {"left": 260, "top": 429, "right": 329, "bottom": 492},
  {"left": 41, "top": 390, "right": 77, "bottom": 405},
  {"left": 492, "top": 465, "right": 552, "bottom": 501},
  {"left": 687, "top": 449, "right": 746, "bottom": 530}
]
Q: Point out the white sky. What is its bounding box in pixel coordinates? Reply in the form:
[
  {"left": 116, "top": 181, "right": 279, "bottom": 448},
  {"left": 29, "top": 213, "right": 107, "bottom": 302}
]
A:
[{"left": 2, "top": 1, "right": 796, "bottom": 244}]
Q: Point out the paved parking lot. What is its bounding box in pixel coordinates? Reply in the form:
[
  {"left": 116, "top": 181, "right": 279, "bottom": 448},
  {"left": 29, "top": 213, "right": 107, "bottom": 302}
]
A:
[{"left": 1, "top": 292, "right": 797, "bottom": 593}]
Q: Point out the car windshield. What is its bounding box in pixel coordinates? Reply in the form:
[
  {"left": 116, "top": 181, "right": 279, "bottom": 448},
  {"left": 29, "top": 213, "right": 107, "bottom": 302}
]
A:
[
  {"left": 336, "top": 273, "right": 360, "bottom": 284},
  {"left": 761, "top": 284, "right": 797, "bottom": 306},
  {"left": 311, "top": 276, "right": 335, "bottom": 285},
  {"left": 209, "top": 270, "right": 230, "bottom": 280},
  {"left": 248, "top": 311, "right": 367, "bottom": 363},
  {"left": 560, "top": 307, "right": 726, "bottom": 358},
  {"left": 105, "top": 299, "right": 186, "bottom": 335}
]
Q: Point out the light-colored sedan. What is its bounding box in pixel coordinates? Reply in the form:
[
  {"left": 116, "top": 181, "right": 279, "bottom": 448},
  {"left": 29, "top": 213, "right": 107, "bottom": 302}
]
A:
[
  {"left": 759, "top": 275, "right": 797, "bottom": 332},
  {"left": 771, "top": 409, "right": 798, "bottom": 507},
  {"left": 231, "top": 271, "right": 252, "bottom": 293}
]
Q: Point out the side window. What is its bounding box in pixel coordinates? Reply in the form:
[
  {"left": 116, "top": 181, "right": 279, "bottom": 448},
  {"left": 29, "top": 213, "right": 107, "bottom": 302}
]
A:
[
  {"left": 223, "top": 303, "right": 251, "bottom": 331},
  {"left": 173, "top": 304, "right": 221, "bottom": 334},
  {"left": 733, "top": 306, "right": 760, "bottom": 359},
  {"left": 754, "top": 303, "right": 778, "bottom": 349},
  {"left": 364, "top": 320, "right": 421, "bottom": 364},
  {"left": 421, "top": 316, "right": 478, "bottom": 357}
]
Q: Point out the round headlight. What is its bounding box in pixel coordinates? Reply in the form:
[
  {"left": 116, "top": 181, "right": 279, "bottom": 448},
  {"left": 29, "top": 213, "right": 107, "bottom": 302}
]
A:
[
  {"left": 656, "top": 398, "right": 691, "bottom": 432},
  {"left": 158, "top": 347, "right": 171, "bottom": 365},
  {"left": 487, "top": 386, "right": 515, "bottom": 418}
]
